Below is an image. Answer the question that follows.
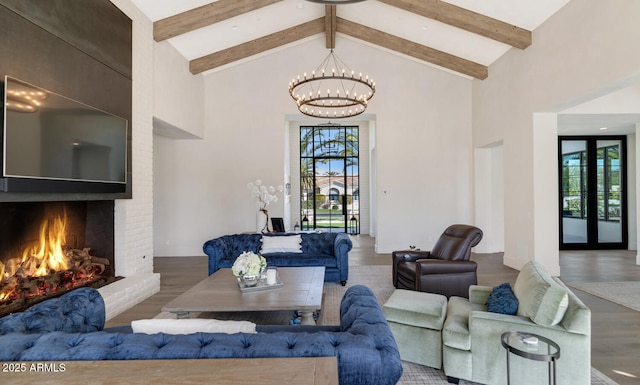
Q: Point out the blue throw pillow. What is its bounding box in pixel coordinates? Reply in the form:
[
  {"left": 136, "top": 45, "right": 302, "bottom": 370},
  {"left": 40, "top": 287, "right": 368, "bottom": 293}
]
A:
[{"left": 486, "top": 282, "right": 519, "bottom": 315}]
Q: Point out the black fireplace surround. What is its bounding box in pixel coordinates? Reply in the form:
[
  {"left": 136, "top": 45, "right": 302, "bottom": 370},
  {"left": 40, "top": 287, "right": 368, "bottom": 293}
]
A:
[
  {"left": 0, "top": 201, "right": 118, "bottom": 316},
  {"left": 0, "top": 1, "right": 132, "bottom": 315}
]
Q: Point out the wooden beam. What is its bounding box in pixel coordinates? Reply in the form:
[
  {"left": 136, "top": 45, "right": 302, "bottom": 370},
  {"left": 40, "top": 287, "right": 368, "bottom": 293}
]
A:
[
  {"left": 377, "top": 0, "right": 531, "bottom": 49},
  {"left": 189, "top": 18, "right": 325, "bottom": 74},
  {"left": 325, "top": 5, "right": 336, "bottom": 49},
  {"left": 336, "top": 17, "right": 487, "bottom": 79},
  {"left": 154, "top": 0, "right": 283, "bottom": 42}
]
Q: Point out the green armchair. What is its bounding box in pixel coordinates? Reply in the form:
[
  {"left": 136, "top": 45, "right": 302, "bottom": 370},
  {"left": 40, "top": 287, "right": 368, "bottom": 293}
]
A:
[{"left": 442, "top": 261, "right": 591, "bottom": 385}]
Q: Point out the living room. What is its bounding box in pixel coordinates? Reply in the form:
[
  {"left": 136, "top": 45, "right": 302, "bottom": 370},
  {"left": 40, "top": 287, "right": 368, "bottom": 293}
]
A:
[
  {"left": 149, "top": 0, "right": 640, "bottom": 274},
  {"left": 1, "top": 0, "right": 639, "bottom": 384}
]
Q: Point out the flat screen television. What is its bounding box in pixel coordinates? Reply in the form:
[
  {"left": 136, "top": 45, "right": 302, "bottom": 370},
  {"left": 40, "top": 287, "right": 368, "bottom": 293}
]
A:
[{"left": 1, "top": 76, "right": 128, "bottom": 193}]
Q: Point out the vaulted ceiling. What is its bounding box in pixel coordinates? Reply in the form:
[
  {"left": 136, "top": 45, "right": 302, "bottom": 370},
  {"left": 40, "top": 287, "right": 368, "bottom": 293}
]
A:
[{"left": 131, "top": 0, "right": 570, "bottom": 79}]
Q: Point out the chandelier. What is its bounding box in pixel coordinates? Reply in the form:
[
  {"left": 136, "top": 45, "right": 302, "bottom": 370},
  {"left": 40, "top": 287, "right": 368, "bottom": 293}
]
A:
[{"left": 288, "top": 49, "right": 376, "bottom": 119}]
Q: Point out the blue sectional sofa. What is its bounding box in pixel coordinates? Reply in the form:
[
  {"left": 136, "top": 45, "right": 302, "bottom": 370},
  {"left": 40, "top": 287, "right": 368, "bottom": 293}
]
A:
[
  {"left": 203, "top": 232, "right": 352, "bottom": 285},
  {"left": 0, "top": 285, "right": 402, "bottom": 385}
]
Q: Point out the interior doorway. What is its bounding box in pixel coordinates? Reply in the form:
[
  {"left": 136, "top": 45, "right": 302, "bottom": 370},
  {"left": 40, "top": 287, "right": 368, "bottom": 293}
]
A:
[{"left": 559, "top": 136, "right": 627, "bottom": 249}]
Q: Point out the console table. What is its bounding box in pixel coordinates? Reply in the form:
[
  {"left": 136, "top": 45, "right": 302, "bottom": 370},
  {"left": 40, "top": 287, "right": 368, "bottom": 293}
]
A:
[{"left": 0, "top": 357, "right": 339, "bottom": 384}]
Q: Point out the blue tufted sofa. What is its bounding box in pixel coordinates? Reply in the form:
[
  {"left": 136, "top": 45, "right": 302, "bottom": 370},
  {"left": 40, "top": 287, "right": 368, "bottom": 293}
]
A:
[
  {"left": 203, "top": 232, "right": 352, "bottom": 285},
  {"left": 0, "top": 285, "right": 402, "bottom": 385}
]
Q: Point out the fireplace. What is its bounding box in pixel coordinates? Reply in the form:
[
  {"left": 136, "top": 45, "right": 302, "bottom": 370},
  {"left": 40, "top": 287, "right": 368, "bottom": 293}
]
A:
[{"left": 0, "top": 201, "right": 119, "bottom": 316}]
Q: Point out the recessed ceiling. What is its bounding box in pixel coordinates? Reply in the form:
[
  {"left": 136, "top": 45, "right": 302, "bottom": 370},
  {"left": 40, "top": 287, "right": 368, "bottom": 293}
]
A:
[
  {"left": 558, "top": 114, "right": 640, "bottom": 136},
  {"left": 130, "top": 0, "right": 570, "bottom": 78},
  {"left": 558, "top": 83, "right": 640, "bottom": 135}
]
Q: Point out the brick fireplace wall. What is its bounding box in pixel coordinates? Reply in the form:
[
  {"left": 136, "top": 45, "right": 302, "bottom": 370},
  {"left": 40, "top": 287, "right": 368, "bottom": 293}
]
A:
[{"left": 100, "top": 0, "right": 159, "bottom": 320}]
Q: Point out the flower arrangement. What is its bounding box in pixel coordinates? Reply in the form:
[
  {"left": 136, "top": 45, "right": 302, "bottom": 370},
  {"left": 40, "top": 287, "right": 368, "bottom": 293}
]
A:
[
  {"left": 231, "top": 251, "right": 266, "bottom": 278},
  {"left": 248, "top": 179, "right": 283, "bottom": 211}
]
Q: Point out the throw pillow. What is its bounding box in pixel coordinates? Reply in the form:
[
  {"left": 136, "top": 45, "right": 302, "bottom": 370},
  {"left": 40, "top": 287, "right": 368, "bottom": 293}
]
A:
[
  {"left": 486, "top": 282, "right": 519, "bottom": 315},
  {"left": 131, "top": 319, "right": 257, "bottom": 335},
  {"left": 260, "top": 234, "right": 303, "bottom": 254},
  {"left": 513, "top": 261, "right": 569, "bottom": 327}
]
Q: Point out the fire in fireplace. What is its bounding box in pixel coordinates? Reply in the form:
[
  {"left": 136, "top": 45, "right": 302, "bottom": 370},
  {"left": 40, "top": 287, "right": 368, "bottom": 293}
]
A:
[{"left": 0, "top": 201, "right": 118, "bottom": 317}]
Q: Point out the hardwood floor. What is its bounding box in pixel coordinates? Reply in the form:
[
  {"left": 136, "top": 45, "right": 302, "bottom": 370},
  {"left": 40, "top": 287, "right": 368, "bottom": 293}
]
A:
[{"left": 106, "top": 236, "right": 640, "bottom": 385}]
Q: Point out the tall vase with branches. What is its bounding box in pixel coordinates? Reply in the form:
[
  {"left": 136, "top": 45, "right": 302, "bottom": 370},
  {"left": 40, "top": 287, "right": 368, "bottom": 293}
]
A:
[{"left": 248, "top": 179, "right": 283, "bottom": 233}]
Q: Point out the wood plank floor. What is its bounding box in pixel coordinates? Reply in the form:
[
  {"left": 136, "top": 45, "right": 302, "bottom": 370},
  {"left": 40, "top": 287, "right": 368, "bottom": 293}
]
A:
[{"left": 106, "top": 236, "right": 640, "bottom": 385}]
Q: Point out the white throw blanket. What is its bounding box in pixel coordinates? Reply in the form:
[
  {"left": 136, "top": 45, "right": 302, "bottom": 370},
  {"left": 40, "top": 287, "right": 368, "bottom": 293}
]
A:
[{"left": 131, "top": 318, "right": 257, "bottom": 335}]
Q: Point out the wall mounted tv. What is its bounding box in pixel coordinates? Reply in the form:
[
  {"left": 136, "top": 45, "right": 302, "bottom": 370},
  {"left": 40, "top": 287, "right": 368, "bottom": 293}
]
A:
[{"left": 1, "top": 76, "right": 128, "bottom": 193}]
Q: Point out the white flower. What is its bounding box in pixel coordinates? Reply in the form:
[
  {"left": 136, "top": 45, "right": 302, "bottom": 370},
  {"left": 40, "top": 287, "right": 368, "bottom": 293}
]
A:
[
  {"left": 231, "top": 251, "right": 266, "bottom": 277},
  {"left": 248, "top": 179, "right": 283, "bottom": 210}
]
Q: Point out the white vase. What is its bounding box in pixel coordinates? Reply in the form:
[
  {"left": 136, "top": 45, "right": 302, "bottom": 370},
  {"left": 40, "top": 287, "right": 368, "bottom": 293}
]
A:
[{"left": 256, "top": 211, "right": 268, "bottom": 233}]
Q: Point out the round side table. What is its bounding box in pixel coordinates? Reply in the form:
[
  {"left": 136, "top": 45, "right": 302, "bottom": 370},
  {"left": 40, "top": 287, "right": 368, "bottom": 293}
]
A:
[{"left": 501, "top": 331, "right": 560, "bottom": 385}]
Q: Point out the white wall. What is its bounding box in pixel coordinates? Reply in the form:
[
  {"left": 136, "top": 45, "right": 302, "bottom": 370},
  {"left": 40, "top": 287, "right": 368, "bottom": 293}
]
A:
[
  {"left": 152, "top": 39, "right": 205, "bottom": 257},
  {"left": 474, "top": 143, "right": 504, "bottom": 253},
  {"left": 153, "top": 35, "right": 474, "bottom": 256},
  {"left": 371, "top": 48, "right": 474, "bottom": 253},
  {"left": 153, "top": 41, "right": 205, "bottom": 139},
  {"left": 472, "top": 0, "right": 640, "bottom": 274},
  {"left": 103, "top": 0, "right": 159, "bottom": 320}
]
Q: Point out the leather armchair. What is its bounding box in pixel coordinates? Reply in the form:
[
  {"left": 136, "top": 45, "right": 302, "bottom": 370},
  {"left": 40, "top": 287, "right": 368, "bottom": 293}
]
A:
[{"left": 392, "top": 224, "right": 483, "bottom": 298}]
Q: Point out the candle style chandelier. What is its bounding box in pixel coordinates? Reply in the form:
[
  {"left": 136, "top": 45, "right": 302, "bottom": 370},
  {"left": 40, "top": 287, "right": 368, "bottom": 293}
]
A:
[{"left": 288, "top": 49, "right": 375, "bottom": 119}]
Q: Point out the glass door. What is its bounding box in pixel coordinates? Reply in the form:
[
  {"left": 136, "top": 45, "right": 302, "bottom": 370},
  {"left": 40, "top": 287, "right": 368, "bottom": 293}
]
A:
[
  {"left": 314, "top": 157, "right": 347, "bottom": 232},
  {"left": 300, "top": 126, "right": 359, "bottom": 234},
  {"left": 559, "top": 137, "right": 627, "bottom": 249}
]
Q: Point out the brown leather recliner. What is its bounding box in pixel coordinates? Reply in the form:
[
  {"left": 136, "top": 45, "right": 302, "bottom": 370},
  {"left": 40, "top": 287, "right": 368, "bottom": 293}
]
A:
[{"left": 392, "top": 224, "right": 483, "bottom": 298}]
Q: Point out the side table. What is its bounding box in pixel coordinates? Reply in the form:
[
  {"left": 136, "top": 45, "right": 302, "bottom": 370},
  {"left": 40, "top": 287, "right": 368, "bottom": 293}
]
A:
[{"left": 501, "top": 331, "right": 560, "bottom": 385}]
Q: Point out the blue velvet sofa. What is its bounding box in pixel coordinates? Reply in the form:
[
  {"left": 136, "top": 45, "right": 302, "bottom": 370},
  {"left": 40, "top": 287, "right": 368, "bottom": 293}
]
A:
[
  {"left": 203, "top": 232, "right": 352, "bottom": 285},
  {"left": 0, "top": 285, "right": 402, "bottom": 385}
]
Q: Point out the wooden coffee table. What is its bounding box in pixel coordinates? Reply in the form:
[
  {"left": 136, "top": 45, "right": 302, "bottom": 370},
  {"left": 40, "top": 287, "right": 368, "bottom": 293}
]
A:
[{"left": 162, "top": 266, "right": 325, "bottom": 325}]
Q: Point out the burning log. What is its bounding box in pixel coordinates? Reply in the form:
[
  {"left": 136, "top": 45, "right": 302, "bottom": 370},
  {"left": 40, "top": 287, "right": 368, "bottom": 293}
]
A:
[
  {"left": 0, "top": 208, "right": 116, "bottom": 317},
  {"left": 0, "top": 246, "right": 111, "bottom": 308},
  {"left": 21, "top": 278, "right": 40, "bottom": 296},
  {"left": 65, "top": 247, "right": 110, "bottom": 274}
]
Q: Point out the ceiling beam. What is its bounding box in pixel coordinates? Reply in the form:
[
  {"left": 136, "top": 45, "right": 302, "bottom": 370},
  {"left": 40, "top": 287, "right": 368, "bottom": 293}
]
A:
[
  {"left": 154, "top": 0, "right": 283, "bottom": 42},
  {"left": 377, "top": 0, "right": 531, "bottom": 49},
  {"left": 336, "top": 17, "right": 487, "bottom": 79},
  {"left": 190, "top": 18, "right": 325, "bottom": 74},
  {"left": 325, "top": 5, "right": 336, "bottom": 49}
]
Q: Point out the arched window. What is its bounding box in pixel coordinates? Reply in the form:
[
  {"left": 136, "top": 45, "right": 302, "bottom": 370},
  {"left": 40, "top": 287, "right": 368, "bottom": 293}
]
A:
[{"left": 329, "top": 188, "right": 340, "bottom": 201}]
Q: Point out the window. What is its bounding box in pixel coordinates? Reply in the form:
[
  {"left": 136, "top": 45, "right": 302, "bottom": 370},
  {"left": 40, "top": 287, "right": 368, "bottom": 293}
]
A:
[
  {"left": 561, "top": 151, "right": 586, "bottom": 218},
  {"left": 329, "top": 188, "right": 340, "bottom": 201},
  {"left": 597, "top": 145, "right": 621, "bottom": 222}
]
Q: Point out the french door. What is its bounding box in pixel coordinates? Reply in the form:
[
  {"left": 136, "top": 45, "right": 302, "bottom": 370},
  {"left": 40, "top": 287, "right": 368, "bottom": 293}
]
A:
[
  {"left": 559, "top": 136, "right": 627, "bottom": 249},
  {"left": 300, "top": 126, "right": 359, "bottom": 234}
]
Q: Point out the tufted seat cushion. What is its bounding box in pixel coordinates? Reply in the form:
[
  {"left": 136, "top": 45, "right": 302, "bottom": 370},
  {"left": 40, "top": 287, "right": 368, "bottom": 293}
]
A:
[
  {"left": 0, "top": 287, "right": 105, "bottom": 335},
  {"left": 0, "top": 328, "right": 395, "bottom": 368},
  {"left": 260, "top": 253, "right": 337, "bottom": 268}
]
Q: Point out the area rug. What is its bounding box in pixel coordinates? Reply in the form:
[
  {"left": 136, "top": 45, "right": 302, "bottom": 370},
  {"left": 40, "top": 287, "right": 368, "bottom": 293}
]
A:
[
  {"left": 399, "top": 361, "right": 616, "bottom": 385},
  {"left": 155, "top": 265, "right": 618, "bottom": 385},
  {"left": 568, "top": 281, "right": 640, "bottom": 312}
]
